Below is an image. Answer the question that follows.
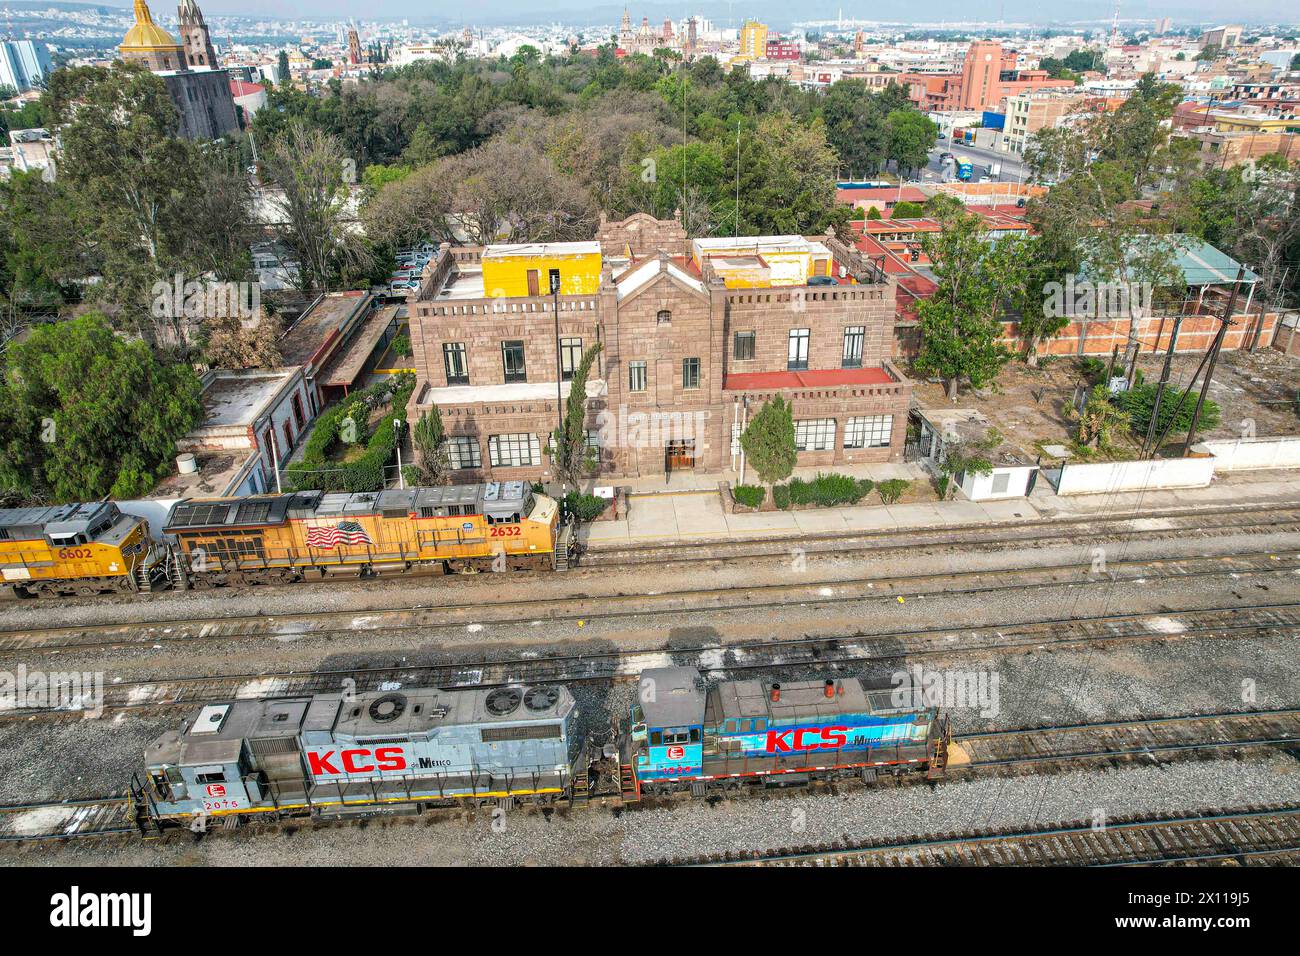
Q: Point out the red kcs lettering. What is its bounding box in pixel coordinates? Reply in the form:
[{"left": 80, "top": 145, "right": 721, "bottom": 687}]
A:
[
  {"left": 765, "top": 726, "right": 849, "bottom": 754},
  {"left": 308, "top": 747, "right": 408, "bottom": 776}
]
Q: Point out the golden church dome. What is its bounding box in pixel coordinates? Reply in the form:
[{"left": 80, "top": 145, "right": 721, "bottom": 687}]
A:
[{"left": 120, "top": 0, "right": 183, "bottom": 54}]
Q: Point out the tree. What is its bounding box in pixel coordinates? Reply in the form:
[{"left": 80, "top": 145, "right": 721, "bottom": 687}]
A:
[
  {"left": 204, "top": 309, "right": 282, "bottom": 369},
  {"left": 277, "top": 51, "right": 291, "bottom": 83},
  {"left": 412, "top": 404, "right": 449, "bottom": 485},
  {"left": 262, "top": 122, "right": 372, "bottom": 292},
  {"left": 740, "top": 396, "right": 797, "bottom": 485},
  {"left": 1072, "top": 385, "right": 1129, "bottom": 448},
  {"left": 0, "top": 312, "right": 203, "bottom": 502},
  {"left": 884, "top": 109, "right": 937, "bottom": 178},
  {"left": 891, "top": 200, "right": 924, "bottom": 218},
  {"left": 550, "top": 343, "right": 603, "bottom": 487},
  {"left": 913, "top": 210, "right": 1025, "bottom": 398}
]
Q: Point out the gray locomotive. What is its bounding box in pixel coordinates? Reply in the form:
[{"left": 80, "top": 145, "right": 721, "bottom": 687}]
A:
[{"left": 141, "top": 683, "right": 579, "bottom": 824}]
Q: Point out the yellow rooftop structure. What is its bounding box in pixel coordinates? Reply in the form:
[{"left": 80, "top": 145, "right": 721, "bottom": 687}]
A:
[
  {"left": 480, "top": 241, "right": 603, "bottom": 297},
  {"left": 691, "top": 236, "right": 834, "bottom": 288}
]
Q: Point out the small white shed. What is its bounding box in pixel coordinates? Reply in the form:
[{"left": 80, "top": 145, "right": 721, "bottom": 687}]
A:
[{"left": 915, "top": 408, "right": 1039, "bottom": 500}]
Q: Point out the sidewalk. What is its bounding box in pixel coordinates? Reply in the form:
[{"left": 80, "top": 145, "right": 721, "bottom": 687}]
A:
[{"left": 581, "top": 467, "right": 1300, "bottom": 549}]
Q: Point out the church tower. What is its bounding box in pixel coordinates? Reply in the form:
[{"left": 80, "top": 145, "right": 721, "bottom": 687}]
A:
[
  {"left": 119, "top": 0, "right": 185, "bottom": 72},
  {"left": 177, "top": 0, "right": 219, "bottom": 69}
]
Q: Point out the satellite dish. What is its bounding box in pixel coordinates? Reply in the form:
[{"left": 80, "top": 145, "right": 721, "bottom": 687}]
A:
[{"left": 486, "top": 687, "right": 522, "bottom": 716}]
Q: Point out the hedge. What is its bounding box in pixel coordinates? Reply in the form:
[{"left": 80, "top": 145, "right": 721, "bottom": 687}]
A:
[
  {"left": 732, "top": 484, "right": 765, "bottom": 508},
  {"left": 285, "top": 371, "right": 416, "bottom": 493},
  {"left": 563, "top": 491, "right": 610, "bottom": 522},
  {"left": 773, "top": 473, "right": 875, "bottom": 509},
  {"left": 876, "top": 478, "right": 910, "bottom": 504}
]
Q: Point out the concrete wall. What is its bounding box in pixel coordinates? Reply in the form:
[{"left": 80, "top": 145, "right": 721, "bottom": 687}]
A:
[
  {"left": 1199, "top": 436, "right": 1300, "bottom": 471},
  {"left": 1052, "top": 456, "right": 1216, "bottom": 495}
]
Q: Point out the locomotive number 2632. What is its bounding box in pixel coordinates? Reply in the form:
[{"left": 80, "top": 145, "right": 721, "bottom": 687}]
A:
[{"left": 489, "top": 526, "right": 521, "bottom": 537}]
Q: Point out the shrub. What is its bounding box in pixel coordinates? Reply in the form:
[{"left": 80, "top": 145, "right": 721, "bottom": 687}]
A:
[
  {"left": 1078, "top": 356, "right": 1108, "bottom": 385},
  {"left": 1118, "top": 381, "right": 1220, "bottom": 436},
  {"left": 286, "top": 371, "right": 416, "bottom": 493},
  {"left": 563, "top": 492, "right": 610, "bottom": 522},
  {"left": 877, "top": 478, "right": 910, "bottom": 504},
  {"left": 732, "top": 484, "right": 765, "bottom": 508},
  {"left": 772, "top": 484, "right": 792, "bottom": 510},
  {"left": 391, "top": 333, "right": 412, "bottom": 358}
]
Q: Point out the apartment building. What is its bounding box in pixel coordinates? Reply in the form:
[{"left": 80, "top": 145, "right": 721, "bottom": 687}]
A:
[{"left": 404, "top": 215, "right": 910, "bottom": 481}]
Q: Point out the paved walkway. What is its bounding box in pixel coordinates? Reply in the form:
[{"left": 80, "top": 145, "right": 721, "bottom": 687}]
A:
[{"left": 581, "top": 467, "right": 1300, "bottom": 549}]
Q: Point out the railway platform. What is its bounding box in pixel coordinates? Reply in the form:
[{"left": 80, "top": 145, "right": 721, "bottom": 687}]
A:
[{"left": 580, "top": 466, "right": 1300, "bottom": 549}]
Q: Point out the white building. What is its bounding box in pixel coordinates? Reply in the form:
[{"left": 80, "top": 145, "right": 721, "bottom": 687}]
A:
[
  {"left": 915, "top": 408, "right": 1039, "bottom": 501},
  {"left": 0, "top": 40, "right": 52, "bottom": 93}
]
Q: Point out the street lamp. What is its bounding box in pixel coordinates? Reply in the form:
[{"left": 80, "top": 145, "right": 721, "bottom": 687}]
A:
[
  {"left": 550, "top": 270, "right": 563, "bottom": 489},
  {"left": 394, "top": 418, "right": 404, "bottom": 489}
]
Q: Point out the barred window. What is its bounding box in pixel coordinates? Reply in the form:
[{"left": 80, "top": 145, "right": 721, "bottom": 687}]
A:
[
  {"left": 842, "top": 327, "right": 865, "bottom": 368},
  {"left": 628, "top": 360, "right": 647, "bottom": 392},
  {"left": 733, "top": 331, "right": 755, "bottom": 360},
  {"left": 843, "top": 415, "right": 893, "bottom": 449},
  {"left": 584, "top": 429, "right": 601, "bottom": 452},
  {"left": 682, "top": 357, "right": 701, "bottom": 389},
  {"left": 446, "top": 436, "right": 482, "bottom": 470},
  {"left": 795, "top": 418, "right": 835, "bottom": 452},
  {"left": 488, "top": 433, "right": 540, "bottom": 468}
]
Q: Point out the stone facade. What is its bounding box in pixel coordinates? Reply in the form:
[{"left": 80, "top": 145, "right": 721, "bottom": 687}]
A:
[{"left": 407, "top": 220, "right": 911, "bottom": 482}]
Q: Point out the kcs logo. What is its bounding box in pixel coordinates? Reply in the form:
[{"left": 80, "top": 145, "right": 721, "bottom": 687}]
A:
[
  {"left": 205, "top": 784, "right": 226, "bottom": 797},
  {"left": 666, "top": 745, "right": 685, "bottom": 759},
  {"left": 765, "top": 726, "right": 849, "bottom": 753}
]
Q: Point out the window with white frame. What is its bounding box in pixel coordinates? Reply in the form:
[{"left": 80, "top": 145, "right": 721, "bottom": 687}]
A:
[
  {"left": 795, "top": 418, "right": 835, "bottom": 451},
  {"left": 842, "top": 327, "right": 864, "bottom": 368},
  {"left": 488, "top": 433, "right": 540, "bottom": 467},
  {"left": 446, "top": 436, "right": 482, "bottom": 469},
  {"left": 560, "top": 337, "right": 582, "bottom": 381},
  {"left": 843, "top": 415, "right": 893, "bottom": 449},
  {"left": 991, "top": 472, "right": 1010, "bottom": 494},
  {"left": 682, "top": 357, "right": 701, "bottom": 389},
  {"left": 628, "top": 360, "right": 647, "bottom": 392},
  {"left": 788, "top": 329, "right": 810, "bottom": 370}
]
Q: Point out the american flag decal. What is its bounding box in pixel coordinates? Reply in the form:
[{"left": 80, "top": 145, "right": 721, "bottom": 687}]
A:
[{"left": 306, "top": 520, "right": 373, "bottom": 549}]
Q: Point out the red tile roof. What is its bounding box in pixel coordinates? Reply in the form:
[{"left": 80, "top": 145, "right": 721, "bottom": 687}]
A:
[
  {"left": 723, "top": 368, "right": 894, "bottom": 391},
  {"left": 836, "top": 185, "right": 928, "bottom": 205},
  {"left": 230, "top": 79, "right": 266, "bottom": 97}
]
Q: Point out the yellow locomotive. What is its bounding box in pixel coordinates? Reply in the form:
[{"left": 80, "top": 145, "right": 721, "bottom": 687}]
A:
[
  {"left": 164, "top": 481, "right": 561, "bottom": 587},
  {"left": 0, "top": 501, "right": 161, "bottom": 597}
]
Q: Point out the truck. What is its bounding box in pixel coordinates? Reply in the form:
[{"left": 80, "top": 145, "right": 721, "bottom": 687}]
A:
[{"left": 954, "top": 156, "right": 974, "bottom": 181}]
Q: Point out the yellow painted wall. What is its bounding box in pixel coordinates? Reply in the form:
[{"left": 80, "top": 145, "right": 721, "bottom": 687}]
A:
[{"left": 481, "top": 249, "right": 603, "bottom": 297}]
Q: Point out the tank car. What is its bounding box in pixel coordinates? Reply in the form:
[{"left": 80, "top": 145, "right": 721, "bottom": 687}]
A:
[
  {"left": 0, "top": 502, "right": 166, "bottom": 597},
  {"left": 141, "top": 682, "right": 578, "bottom": 824},
  {"left": 628, "top": 667, "right": 945, "bottom": 796}
]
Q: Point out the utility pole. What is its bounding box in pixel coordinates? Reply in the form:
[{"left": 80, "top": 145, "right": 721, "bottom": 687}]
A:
[
  {"left": 1181, "top": 266, "right": 1244, "bottom": 457},
  {"left": 1143, "top": 313, "right": 1183, "bottom": 455}
]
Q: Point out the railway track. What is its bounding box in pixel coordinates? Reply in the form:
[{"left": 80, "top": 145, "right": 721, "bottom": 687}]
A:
[
  {"left": 2, "top": 603, "right": 1297, "bottom": 718},
  {"left": 684, "top": 805, "right": 1300, "bottom": 867},
  {"left": 3, "top": 708, "right": 1296, "bottom": 845},
  {"left": 1, "top": 548, "right": 1296, "bottom": 655},
  {"left": 587, "top": 503, "right": 1300, "bottom": 567}
]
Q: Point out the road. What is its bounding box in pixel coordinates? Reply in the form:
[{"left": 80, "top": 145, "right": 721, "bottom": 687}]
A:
[{"left": 921, "top": 140, "right": 1029, "bottom": 186}]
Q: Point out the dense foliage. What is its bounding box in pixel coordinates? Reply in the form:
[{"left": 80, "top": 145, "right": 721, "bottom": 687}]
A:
[{"left": 0, "top": 312, "right": 203, "bottom": 501}]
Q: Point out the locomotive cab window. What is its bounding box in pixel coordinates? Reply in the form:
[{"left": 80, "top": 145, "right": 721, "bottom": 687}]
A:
[
  {"left": 650, "top": 731, "right": 663, "bottom": 746},
  {"left": 194, "top": 771, "right": 225, "bottom": 785}
]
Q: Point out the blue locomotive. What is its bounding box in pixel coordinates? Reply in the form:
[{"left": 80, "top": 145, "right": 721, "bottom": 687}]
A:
[{"left": 629, "top": 667, "right": 943, "bottom": 795}]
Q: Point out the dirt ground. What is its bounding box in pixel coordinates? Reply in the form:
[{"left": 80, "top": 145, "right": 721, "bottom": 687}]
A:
[{"left": 908, "top": 346, "right": 1300, "bottom": 459}]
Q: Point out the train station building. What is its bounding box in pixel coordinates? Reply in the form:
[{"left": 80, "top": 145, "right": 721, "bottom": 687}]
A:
[{"left": 404, "top": 214, "right": 911, "bottom": 482}]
